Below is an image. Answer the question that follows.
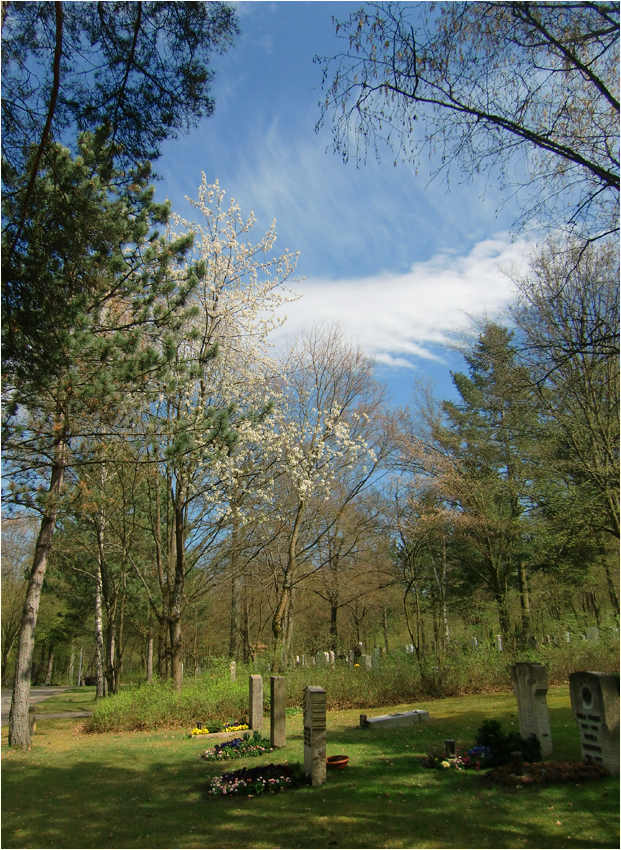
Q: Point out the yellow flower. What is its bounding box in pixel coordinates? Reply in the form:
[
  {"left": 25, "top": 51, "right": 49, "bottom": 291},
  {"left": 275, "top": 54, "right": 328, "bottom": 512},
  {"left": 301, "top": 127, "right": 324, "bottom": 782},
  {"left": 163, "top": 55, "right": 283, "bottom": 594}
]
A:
[{"left": 354, "top": 663, "right": 360, "bottom": 667}]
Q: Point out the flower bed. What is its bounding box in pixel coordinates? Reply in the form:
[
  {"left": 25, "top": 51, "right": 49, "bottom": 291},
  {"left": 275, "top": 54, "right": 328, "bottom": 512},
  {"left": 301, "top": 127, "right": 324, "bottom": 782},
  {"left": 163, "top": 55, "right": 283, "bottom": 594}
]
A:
[
  {"left": 190, "top": 721, "right": 249, "bottom": 737},
  {"left": 208, "top": 762, "right": 308, "bottom": 797},
  {"left": 201, "top": 731, "right": 273, "bottom": 761},
  {"left": 421, "top": 746, "right": 493, "bottom": 771}
]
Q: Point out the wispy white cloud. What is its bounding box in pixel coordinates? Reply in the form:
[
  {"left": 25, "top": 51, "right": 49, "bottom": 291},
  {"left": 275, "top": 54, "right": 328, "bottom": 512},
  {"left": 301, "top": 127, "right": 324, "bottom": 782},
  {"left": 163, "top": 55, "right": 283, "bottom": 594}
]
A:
[{"left": 271, "top": 233, "right": 529, "bottom": 369}]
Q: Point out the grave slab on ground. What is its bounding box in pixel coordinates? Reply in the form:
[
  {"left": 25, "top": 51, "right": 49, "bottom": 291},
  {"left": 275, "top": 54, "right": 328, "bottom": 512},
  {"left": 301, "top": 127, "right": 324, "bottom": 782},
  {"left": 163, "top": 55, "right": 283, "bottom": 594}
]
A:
[{"left": 360, "top": 709, "right": 430, "bottom": 729}]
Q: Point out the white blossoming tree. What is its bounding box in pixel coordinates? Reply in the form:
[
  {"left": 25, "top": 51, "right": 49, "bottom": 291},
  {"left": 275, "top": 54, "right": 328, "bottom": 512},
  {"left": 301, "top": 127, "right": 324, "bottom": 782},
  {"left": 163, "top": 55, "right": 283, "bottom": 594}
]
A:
[{"left": 125, "top": 178, "right": 299, "bottom": 688}]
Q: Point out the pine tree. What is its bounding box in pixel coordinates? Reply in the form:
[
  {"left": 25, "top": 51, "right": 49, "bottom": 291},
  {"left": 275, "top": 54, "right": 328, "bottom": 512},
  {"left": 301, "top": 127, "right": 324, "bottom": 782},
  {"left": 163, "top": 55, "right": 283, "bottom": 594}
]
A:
[{"left": 3, "top": 133, "right": 201, "bottom": 748}]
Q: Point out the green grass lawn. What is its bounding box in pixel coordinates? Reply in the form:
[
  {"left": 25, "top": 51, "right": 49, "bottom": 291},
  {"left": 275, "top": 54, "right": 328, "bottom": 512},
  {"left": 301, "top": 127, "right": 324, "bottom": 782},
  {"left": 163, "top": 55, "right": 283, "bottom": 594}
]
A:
[{"left": 2, "top": 686, "right": 618, "bottom": 849}]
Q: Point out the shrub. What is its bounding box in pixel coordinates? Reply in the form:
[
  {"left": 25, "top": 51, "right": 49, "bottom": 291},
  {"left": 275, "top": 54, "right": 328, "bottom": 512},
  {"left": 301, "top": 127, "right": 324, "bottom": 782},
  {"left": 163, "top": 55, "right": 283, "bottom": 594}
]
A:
[{"left": 475, "top": 719, "right": 541, "bottom": 765}]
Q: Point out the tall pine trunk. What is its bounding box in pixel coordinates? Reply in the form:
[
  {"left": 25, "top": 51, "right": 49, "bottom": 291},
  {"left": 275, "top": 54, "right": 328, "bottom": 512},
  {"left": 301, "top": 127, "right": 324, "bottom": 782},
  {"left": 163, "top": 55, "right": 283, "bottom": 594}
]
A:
[
  {"left": 9, "top": 429, "right": 66, "bottom": 748},
  {"left": 169, "top": 485, "right": 186, "bottom": 689}
]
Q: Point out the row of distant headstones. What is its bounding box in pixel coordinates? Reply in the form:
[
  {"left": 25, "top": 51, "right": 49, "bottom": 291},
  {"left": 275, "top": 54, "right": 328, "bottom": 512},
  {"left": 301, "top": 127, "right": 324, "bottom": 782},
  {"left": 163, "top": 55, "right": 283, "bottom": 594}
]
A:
[
  {"left": 227, "top": 628, "right": 617, "bottom": 680},
  {"left": 242, "top": 666, "right": 619, "bottom": 788}
]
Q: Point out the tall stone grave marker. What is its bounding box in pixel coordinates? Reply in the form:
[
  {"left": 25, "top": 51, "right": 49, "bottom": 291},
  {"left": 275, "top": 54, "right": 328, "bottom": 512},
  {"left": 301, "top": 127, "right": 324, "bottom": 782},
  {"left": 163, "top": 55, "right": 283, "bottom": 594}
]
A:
[
  {"left": 304, "top": 686, "right": 327, "bottom": 786},
  {"left": 511, "top": 662, "right": 553, "bottom": 757},
  {"left": 270, "top": 676, "right": 286, "bottom": 748},
  {"left": 249, "top": 674, "right": 263, "bottom": 732},
  {"left": 569, "top": 671, "right": 619, "bottom": 775},
  {"left": 230, "top": 661, "right": 236, "bottom": 682}
]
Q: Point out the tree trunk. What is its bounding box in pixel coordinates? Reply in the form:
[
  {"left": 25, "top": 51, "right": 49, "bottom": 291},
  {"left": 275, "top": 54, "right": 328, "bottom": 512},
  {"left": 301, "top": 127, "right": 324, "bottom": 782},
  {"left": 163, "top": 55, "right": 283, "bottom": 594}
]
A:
[
  {"left": 229, "top": 572, "right": 241, "bottom": 659},
  {"left": 330, "top": 603, "right": 338, "bottom": 652},
  {"left": 115, "top": 576, "right": 126, "bottom": 685},
  {"left": 147, "top": 635, "right": 154, "bottom": 682},
  {"left": 603, "top": 559, "right": 620, "bottom": 617},
  {"left": 382, "top": 604, "right": 389, "bottom": 652},
  {"left": 241, "top": 584, "right": 251, "bottom": 664},
  {"left": 284, "top": 585, "right": 295, "bottom": 662},
  {"left": 228, "top": 509, "right": 241, "bottom": 658},
  {"left": 272, "top": 497, "right": 304, "bottom": 670},
  {"left": 169, "top": 485, "right": 186, "bottom": 690},
  {"left": 104, "top": 603, "right": 117, "bottom": 694},
  {"left": 517, "top": 560, "right": 532, "bottom": 643},
  {"left": 44, "top": 646, "right": 54, "bottom": 686},
  {"left": 94, "top": 562, "right": 106, "bottom": 698},
  {"left": 9, "top": 431, "right": 66, "bottom": 749}
]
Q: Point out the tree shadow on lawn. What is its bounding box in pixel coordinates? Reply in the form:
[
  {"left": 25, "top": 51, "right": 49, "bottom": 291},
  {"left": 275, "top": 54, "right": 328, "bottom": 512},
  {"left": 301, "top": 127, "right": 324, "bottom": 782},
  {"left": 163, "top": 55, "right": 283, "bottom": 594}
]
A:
[{"left": 2, "top": 745, "right": 618, "bottom": 849}]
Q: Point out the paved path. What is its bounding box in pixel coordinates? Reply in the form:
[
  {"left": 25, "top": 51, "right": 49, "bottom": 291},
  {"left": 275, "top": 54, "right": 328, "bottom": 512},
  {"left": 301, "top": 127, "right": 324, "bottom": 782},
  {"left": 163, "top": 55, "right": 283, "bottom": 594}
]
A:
[{"left": 1, "top": 686, "right": 92, "bottom": 726}]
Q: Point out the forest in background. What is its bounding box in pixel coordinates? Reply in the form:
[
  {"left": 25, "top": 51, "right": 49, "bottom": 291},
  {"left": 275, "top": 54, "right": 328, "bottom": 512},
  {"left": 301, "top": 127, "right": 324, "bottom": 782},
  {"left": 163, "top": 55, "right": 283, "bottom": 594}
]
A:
[{"left": 3, "top": 227, "right": 618, "bottom": 691}]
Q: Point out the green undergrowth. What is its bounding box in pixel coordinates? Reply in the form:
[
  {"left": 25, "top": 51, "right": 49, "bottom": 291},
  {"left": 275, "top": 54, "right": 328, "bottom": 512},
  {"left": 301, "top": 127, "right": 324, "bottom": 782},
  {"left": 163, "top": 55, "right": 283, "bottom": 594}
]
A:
[
  {"left": 2, "top": 687, "right": 618, "bottom": 849},
  {"left": 84, "top": 637, "right": 619, "bottom": 733}
]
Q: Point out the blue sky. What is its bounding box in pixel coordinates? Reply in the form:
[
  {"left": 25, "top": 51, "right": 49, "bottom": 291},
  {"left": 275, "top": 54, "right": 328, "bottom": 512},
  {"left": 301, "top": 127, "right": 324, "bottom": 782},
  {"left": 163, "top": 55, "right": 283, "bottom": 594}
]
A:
[{"left": 155, "top": 1, "right": 532, "bottom": 406}]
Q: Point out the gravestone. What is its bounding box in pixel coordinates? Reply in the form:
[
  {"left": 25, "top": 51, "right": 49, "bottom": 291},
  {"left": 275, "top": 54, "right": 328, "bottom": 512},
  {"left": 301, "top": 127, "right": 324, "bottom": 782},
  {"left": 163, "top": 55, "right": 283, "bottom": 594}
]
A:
[
  {"left": 470, "top": 637, "right": 478, "bottom": 650},
  {"left": 230, "top": 661, "right": 236, "bottom": 682},
  {"left": 270, "top": 676, "right": 286, "bottom": 748},
  {"left": 585, "top": 627, "right": 600, "bottom": 642},
  {"left": 569, "top": 671, "right": 619, "bottom": 775},
  {"left": 496, "top": 635, "right": 503, "bottom": 651},
  {"left": 362, "top": 709, "right": 430, "bottom": 729},
  {"left": 510, "top": 662, "right": 553, "bottom": 757},
  {"left": 329, "top": 650, "right": 335, "bottom": 666},
  {"left": 565, "top": 631, "right": 571, "bottom": 643},
  {"left": 249, "top": 674, "right": 263, "bottom": 732},
  {"left": 360, "top": 654, "right": 372, "bottom": 669},
  {"left": 303, "top": 686, "right": 327, "bottom": 786}
]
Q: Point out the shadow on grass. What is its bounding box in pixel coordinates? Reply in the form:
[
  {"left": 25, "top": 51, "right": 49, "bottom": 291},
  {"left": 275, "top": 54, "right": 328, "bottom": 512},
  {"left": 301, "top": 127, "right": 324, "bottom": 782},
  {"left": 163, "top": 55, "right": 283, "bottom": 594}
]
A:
[
  {"left": 2, "top": 690, "right": 618, "bottom": 850},
  {"left": 2, "top": 744, "right": 618, "bottom": 849}
]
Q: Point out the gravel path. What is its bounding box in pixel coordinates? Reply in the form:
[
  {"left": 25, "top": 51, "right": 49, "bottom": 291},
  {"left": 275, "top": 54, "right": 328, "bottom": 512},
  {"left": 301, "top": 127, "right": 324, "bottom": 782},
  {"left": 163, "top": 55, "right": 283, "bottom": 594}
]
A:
[{"left": 1, "top": 687, "right": 92, "bottom": 726}]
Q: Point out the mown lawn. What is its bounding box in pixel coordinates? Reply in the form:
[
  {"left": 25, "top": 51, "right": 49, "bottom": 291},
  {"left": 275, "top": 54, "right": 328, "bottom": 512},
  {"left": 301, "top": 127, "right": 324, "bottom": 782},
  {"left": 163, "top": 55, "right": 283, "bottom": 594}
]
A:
[{"left": 1, "top": 686, "right": 618, "bottom": 849}]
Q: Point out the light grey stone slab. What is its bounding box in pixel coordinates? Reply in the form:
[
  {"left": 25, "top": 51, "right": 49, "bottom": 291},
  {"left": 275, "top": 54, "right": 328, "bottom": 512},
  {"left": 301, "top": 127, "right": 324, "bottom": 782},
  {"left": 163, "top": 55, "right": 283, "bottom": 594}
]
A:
[
  {"left": 364, "top": 709, "right": 430, "bottom": 729},
  {"left": 249, "top": 674, "right": 263, "bottom": 731}
]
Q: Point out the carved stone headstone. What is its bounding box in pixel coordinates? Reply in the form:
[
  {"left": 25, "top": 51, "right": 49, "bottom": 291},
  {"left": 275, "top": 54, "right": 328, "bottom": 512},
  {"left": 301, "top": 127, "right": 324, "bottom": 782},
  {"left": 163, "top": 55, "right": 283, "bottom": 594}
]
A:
[
  {"left": 585, "top": 627, "right": 600, "bottom": 642},
  {"left": 470, "top": 637, "right": 478, "bottom": 650},
  {"left": 496, "top": 635, "right": 503, "bottom": 651},
  {"left": 303, "top": 685, "right": 327, "bottom": 786},
  {"left": 510, "top": 662, "right": 553, "bottom": 757},
  {"left": 230, "top": 661, "right": 236, "bottom": 682},
  {"left": 249, "top": 674, "right": 263, "bottom": 732},
  {"left": 569, "top": 671, "right": 619, "bottom": 776},
  {"left": 270, "top": 676, "right": 286, "bottom": 748},
  {"left": 360, "top": 654, "right": 372, "bottom": 669}
]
